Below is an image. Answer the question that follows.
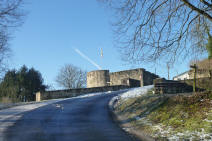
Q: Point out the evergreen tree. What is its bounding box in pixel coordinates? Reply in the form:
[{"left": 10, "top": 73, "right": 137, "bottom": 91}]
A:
[
  {"left": 0, "top": 70, "right": 19, "bottom": 101},
  {"left": 0, "top": 65, "right": 47, "bottom": 102}
]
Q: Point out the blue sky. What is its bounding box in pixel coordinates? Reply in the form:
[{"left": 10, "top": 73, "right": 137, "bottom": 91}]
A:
[{"left": 9, "top": 0, "right": 191, "bottom": 89}]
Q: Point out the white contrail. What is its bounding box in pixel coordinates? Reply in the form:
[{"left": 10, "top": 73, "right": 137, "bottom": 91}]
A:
[{"left": 74, "top": 48, "right": 102, "bottom": 70}]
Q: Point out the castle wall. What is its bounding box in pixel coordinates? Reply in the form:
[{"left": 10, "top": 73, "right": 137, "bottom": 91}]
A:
[
  {"left": 86, "top": 68, "right": 159, "bottom": 88},
  {"left": 154, "top": 78, "right": 193, "bottom": 94},
  {"left": 143, "top": 70, "right": 159, "bottom": 86},
  {"left": 36, "top": 69, "right": 159, "bottom": 102},
  {"left": 87, "top": 70, "right": 110, "bottom": 88},
  {"left": 109, "top": 68, "right": 144, "bottom": 87},
  {"left": 36, "top": 85, "right": 129, "bottom": 101}
]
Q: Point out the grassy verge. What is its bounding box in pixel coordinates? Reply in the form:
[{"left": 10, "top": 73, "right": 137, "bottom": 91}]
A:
[{"left": 114, "top": 90, "right": 212, "bottom": 140}]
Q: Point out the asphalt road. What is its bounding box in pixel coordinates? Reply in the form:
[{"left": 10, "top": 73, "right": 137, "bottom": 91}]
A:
[{"left": 2, "top": 91, "right": 139, "bottom": 141}]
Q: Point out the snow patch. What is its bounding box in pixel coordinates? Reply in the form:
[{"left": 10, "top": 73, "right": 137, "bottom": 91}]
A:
[
  {"left": 119, "top": 85, "right": 153, "bottom": 100},
  {"left": 115, "top": 85, "right": 212, "bottom": 140}
]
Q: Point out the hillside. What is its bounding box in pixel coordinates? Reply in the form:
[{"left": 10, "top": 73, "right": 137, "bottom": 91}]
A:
[{"left": 113, "top": 88, "right": 212, "bottom": 140}]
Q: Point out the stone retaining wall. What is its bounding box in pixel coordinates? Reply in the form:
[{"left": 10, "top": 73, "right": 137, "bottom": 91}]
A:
[
  {"left": 36, "top": 85, "right": 129, "bottom": 101},
  {"left": 154, "top": 78, "right": 193, "bottom": 94},
  {"left": 181, "top": 77, "right": 212, "bottom": 91}
]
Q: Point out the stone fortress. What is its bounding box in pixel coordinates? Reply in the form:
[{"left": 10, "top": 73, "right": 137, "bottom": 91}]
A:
[
  {"left": 87, "top": 68, "right": 159, "bottom": 88},
  {"left": 36, "top": 68, "right": 159, "bottom": 102}
]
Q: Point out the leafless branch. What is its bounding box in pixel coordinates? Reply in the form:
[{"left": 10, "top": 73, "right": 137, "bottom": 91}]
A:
[
  {"left": 0, "top": 0, "right": 25, "bottom": 77},
  {"left": 100, "top": 0, "right": 212, "bottom": 64},
  {"left": 56, "top": 64, "right": 87, "bottom": 89}
]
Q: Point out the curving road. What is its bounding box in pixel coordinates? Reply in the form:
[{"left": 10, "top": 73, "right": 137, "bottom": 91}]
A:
[{"left": 2, "top": 91, "right": 139, "bottom": 141}]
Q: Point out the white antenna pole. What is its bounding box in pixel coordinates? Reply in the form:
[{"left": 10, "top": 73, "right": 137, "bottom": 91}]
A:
[
  {"left": 167, "top": 62, "right": 170, "bottom": 80},
  {"left": 100, "top": 48, "right": 103, "bottom": 58},
  {"left": 100, "top": 48, "right": 104, "bottom": 70}
]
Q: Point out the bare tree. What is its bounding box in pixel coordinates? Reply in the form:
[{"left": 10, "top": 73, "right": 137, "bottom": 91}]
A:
[
  {"left": 0, "top": 0, "right": 24, "bottom": 77},
  {"left": 56, "top": 64, "right": 87, "bottom": 89},
  {"left": 99, "top": 0, "right": 212, "bottom": 64}
]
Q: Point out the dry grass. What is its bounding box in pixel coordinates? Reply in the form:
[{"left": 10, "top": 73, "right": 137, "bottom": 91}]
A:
[
  {"left": 115, "top": 91, "right": 212, "bottom": 140},
  {"left": 0, "top": 97, "right": 13, "bottom": 104}
]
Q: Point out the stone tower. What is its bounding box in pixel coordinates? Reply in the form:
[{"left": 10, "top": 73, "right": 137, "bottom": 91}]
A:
[{"left": 87, "top": 70, "right": 110, "bottom": 88}]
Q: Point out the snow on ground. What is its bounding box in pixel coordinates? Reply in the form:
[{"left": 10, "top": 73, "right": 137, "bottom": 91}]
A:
[
  {"left": 75, "top": 91, "right": 107, "bottom": 98},
  {"left": 119, "top": 85, "right": 153, "bottom": 100}
]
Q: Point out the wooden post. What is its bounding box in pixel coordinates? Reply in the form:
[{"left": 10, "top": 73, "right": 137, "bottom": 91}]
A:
[
  {"left": 190, "top": 64, "right": 197, "bottom": 92},
  {"left": 193, "top": 64, "right": 197, "bottom": 92}
]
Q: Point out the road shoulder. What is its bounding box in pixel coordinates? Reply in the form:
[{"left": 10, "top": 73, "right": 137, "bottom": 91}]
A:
[{"left": 108, "top": 96, "right": 154, "bottom": 141}]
